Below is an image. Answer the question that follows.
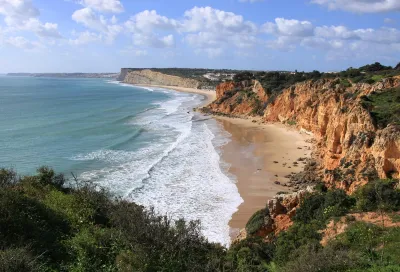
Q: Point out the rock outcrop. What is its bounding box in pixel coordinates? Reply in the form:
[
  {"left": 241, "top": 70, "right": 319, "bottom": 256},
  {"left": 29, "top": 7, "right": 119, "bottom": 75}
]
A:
[
  {"left": 239, "top": 187, "right": 314, "bottom": 241},
  {"left": 121, "top": 69, "right": 203, "bottom": 89},
  {"left": 207, "top": 77, "right": 400, "bottom": 193},
  {"left": 206, "top": 80, "right": 268, "bottom": 116},
  {"left": 263, "top": 77, "right": 400, "bottom": 192}
]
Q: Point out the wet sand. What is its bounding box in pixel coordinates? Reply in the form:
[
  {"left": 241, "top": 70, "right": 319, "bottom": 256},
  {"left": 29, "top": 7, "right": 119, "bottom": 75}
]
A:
[{"left": 215, "top": 117, "right": 313, "bottom": 238}]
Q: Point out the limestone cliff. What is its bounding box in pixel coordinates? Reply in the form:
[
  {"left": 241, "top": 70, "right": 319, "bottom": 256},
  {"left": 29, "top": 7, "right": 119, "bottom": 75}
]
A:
[
  {"left": 206, "top": 77, "right": 400, "bottom": 193},
  {"left": 264, "top": 77, "right": 400, "bottom": 192},
  {"left": 206, "top": 80, "right": 268, "bottom": 116},
  {"left": 121, "top": 69, "right": 203, "bottom": 89}
]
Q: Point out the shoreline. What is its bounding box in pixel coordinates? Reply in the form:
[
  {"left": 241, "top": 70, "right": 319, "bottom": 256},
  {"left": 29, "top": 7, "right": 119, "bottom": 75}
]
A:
[
  {"left": 213, "top": 116, "right": 312, "bottom": 238},
  {"left": 130, "top": 83, "right": 312, "bottom": 241},
  {"left": 134, "top": 84, "right": 216, "bottom": 107}
]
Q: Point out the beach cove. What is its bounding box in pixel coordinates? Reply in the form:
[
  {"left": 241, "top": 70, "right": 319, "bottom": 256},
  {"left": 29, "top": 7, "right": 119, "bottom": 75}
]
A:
[{"left": 134, "top": 84, "right": 313, "bottom": 240}]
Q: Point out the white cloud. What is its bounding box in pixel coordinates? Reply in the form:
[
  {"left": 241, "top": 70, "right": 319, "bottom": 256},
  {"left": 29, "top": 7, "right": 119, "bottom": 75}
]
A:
[
  {"left": 0, "top": 0, "right": 61, "bottom": 39},
  {"left": 125, "top": 10, "right": 179, "bottom": 33},
  {"left": 182, "top": 6, "right": 256, "bottom": 34},
  {"left": 81, "top": 0, "right": 123, "bottom": 13},
  {"left": 354, "top": 27, "right": 400, "bottom": 43},
  {"left": 315, "top": 25, "right": 357, "bottom": 40},
  {"left": 384, "top": 18, "right": 395, "bottom": 24},
  {"left": 6, "top": 36, "right": 41, "bottom": 49},
  {"left": 16, "top": 18, "right": 62, "bottom": 38},
  {"left": 124, "top": 10, "right": 179, "bottom": 49},
  {"left": 72, "top": 7, "right": 122, "bottom": 43},
  {"left": 133, "top": 33, "right": 175, "bottom": 48},
  {"left": 72, "top": 7, "right": 107, "bottom": 32},
  {"left": 0, "top": 0, "right": 39, "bottom": 26},
  {"left": 311, "top": 0, "right": 400, "bottom": 13},
  {"left": 69, "top": 31, "right": 102, "bottom": 45},
  {"left": 180, "top": 6, "right": 259, "bottom": 53},
  {"left": 263, "top": 18, "right": 314, "bottom": 37}
]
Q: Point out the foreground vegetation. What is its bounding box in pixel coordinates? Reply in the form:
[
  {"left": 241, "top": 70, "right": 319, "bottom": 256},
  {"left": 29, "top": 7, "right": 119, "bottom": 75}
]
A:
[{"left": 1, "top": 167, "right": 399, "bottom": 271}]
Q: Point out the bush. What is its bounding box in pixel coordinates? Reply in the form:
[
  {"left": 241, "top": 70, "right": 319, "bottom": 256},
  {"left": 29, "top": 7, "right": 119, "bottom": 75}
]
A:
[
  {"left": 0, "top": 168, "right": 227, "bottom": 271},
  {"left": 0, "top": 248, "right": 40, "bottom": 272},
  {"left": 225, "top": 237, "right": 274, "bottom": 272},
  {"left": 355, "top": 179, "right": 400, "bottom": 212},
  {"left": 246, "top": 208, "right": 269, "bottom": 235},
  {"left": 274, "top": 222, "right": 321, "bottom": 265},
  {"left": 294, "top": 189, "right": 355, "bottom": 224},
  {"left": 361, "top": 87, "right": 400, "bottom": 128},
  {"left": 0, "top": 168, "right": 17, "bottom": 188},
  {"left": 280, "top": 244, "right": 363, "bottom": 272}
]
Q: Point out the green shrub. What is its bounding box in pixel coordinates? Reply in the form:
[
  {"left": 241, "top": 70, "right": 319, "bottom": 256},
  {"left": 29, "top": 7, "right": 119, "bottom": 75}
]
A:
[
  {"left": 246, "top": 208, "right": 269, "bottom": 235},
  {"left": 0, "top": 188, "right": 70, "bottom": 267},
  {"left": 226, "top": 237, "right": 274, "bottom": 272},
  {"left": 294, "top": 189, "right": 355, "bottom": 224},
  {"left": 361, "top": 87, "right": 400, "bottom": 128},
  {"left": 0, "top": 248, "right": 39, "bottom": 272},
  {"left": 65, "top": 226, "right": 124, "bottom": 271},
  {"left": 340, "top": 79, "right": 352, "bottom": 88},
  {"left": 280, "top": 244, "right": 363, "bottom": 272},
  {"left": 0, "top": 168, "right": 17, "bottom": 188},
  {"left": 274, "top": 222, "right": 321, "bottom": 265},
  {"left": 354, "top": 179, "right": 400, "bottom": 212}
]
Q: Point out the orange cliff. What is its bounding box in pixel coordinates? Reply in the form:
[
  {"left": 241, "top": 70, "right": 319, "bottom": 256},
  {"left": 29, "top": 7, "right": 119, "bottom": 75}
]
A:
[{"left": 205, "top": 77, "right": 400, "bottom": 193}]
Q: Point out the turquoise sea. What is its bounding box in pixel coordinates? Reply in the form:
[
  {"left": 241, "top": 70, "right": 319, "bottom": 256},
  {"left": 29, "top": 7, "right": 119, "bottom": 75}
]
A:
[{"left": 0, "top": 76, "right": 242, "bottom": 245}]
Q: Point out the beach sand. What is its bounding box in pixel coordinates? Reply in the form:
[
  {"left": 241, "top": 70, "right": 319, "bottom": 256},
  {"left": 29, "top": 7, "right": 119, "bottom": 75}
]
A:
[
  {"left": 132, "top": 84, "right": 312, "bottom": 239},
  {"left": 214, "top": 117, "right": 313, "bottom": 238}
]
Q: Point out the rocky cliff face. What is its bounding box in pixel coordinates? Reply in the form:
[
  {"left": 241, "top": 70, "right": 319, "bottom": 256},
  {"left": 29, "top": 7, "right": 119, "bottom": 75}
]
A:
[
  {"left": 122, "top": 69, "right": 203, "bottom": 89},
  {"left": 236, "top": 187, "right": 314, "bottom": 241},
  {"left": 264, "top": 77, "right": 400, "bottom": 192},
  {"left": 206, "top": 77, "right": 400, "bottom": 193},
  {"left": 206, "top": 80, "right": 268, "bottom": 116}
]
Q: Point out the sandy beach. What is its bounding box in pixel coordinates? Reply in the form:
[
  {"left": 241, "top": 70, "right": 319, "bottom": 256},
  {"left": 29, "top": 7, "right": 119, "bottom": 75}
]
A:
[
  {"left": 214, "top": 117, "right": 312, "bottom": 238},
  {"left": 132, "top": 84, "right": 312, "bottom": 239}
]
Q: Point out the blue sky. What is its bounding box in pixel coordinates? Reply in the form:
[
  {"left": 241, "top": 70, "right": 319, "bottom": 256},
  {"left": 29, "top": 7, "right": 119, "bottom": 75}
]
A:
[{"left": 0, "top": 0, "right": 399, "bottom": 73}]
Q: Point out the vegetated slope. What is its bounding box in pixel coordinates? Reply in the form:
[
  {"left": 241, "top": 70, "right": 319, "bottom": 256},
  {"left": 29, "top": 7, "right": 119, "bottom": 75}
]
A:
[
  {"left": 204, "top": 63, "right": 400, "bottom": 193},
  {"left": 0, "top": 167, "right": 225, "bottom": 272},
  {"left": 1, "top": 168, "right": 399, "bottom": 272}
]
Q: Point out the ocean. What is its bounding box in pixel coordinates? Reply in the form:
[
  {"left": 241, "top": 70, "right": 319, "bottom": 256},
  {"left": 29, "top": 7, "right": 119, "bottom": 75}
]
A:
[{"left": 0, "top": 76, "right": 242, "bottom": 246}]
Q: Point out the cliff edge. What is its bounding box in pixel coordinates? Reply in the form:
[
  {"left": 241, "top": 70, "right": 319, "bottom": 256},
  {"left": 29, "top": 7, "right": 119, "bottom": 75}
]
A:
[
  {"left": 120, "top": 69, "right": 203, "bottom": 89},
  {"left": 204, "top": 76, "right": 400, "bottom": 193}
]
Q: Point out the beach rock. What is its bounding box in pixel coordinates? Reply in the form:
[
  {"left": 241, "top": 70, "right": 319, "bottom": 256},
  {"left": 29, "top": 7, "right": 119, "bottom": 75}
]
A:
[
  {"left": 263, "top": 77, "right": 400, "bottom": 192},
  {"left": 204, "top": 80, "right": 269, "bottom": 116},
  {"left": 239, "top": 187, "right": 314, "bottom": 241}
]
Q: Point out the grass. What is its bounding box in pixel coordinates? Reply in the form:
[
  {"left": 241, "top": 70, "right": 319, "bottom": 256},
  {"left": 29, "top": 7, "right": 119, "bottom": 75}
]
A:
[
  {"left": 361, "top": 87, "right": 400, "bottom": 128},
  {"left": 371, "top": 75, "right": 384, "bottom": 82}
]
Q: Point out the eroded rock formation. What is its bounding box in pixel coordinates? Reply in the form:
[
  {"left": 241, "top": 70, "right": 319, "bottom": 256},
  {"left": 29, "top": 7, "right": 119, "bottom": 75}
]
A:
[
  {"left": 206, "top": 77, "right": 400, "bottom": 193},
  {"left": 121, "top": 69, "right": 203, "bottom": 89}
]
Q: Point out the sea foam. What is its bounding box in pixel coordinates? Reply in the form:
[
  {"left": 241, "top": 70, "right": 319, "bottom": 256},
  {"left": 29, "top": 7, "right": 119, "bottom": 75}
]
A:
[{"left": 77, "top": 86, "right": 242, "bottom": 246}]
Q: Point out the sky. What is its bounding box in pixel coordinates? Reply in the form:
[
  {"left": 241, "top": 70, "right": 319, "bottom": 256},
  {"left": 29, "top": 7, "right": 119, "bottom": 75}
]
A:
[{"left": 0, "top": 0, "right": 399, "bottom": 73}]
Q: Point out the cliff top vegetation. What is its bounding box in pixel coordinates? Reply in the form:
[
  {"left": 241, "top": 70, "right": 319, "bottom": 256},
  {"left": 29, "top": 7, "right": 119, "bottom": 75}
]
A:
[{"left": 0, "top": 167, "right": 399, "bottom": 272}]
